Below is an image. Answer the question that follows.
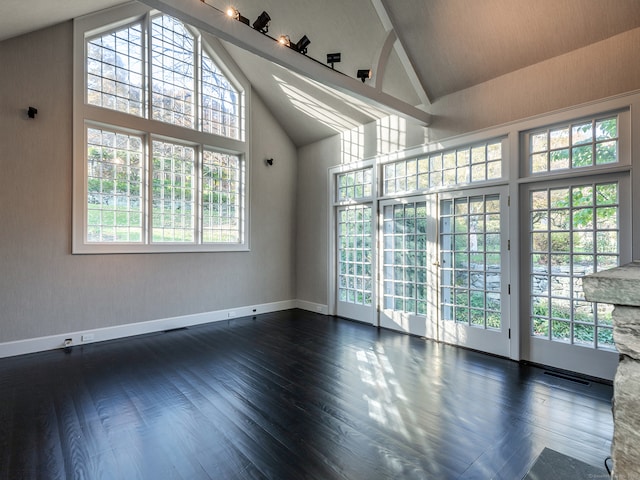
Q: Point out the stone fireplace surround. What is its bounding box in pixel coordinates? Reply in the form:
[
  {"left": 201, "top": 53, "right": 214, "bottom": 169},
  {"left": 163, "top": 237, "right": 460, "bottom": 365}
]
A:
[{"left": 584, "top": 261, "right": 640, "bottom": 480}]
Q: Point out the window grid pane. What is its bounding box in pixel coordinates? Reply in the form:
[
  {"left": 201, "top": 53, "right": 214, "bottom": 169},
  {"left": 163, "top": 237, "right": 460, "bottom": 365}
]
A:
[
  {"left": 152, "top": 141, "right": 195, "bottom": 242},
  {"left": 382, "top": 140, "right": 502, "bottom": 196},
  {"left": 529, "top": 182, "right": 619, "bottom": 349},
  {"left": 201, "top": 53, "right": 241, "bottom": 139},
  {"left": 338, "top": 206, "right": 373, "bottom": 306},
  {"left": 382, "top": 202, "right": 428, "bottom": 315},
  {"left": 151, "top": 15, "right": 195, "bottom": 129},
  {"left": 440, "top": 195, "right": 501, "bottom": 329},
  {"left": 528, "top": 117, "right": 618, "bottom": 174},
  {"left": 87, "top": 127, "right": 144, "bottom": 243},
  {"left": 202, "top": 151, "right": 241, "bottom": 243},
  {"left": 337, "top": 168, "right": 373, "bottom": 202},
  {"left": 87, "top": 23, "right": 144, "bottom": 116}
]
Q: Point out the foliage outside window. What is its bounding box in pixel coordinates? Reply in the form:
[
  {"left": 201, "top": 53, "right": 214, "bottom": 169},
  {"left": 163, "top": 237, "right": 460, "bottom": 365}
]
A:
[
  {"left": 337, "top": 168, "right": 373, "bottom": 202},
  {"left": 529, "top": 182, "right": 618, "bottom": 350},
  {"left": 75, "top": 6, "right": 248, "bottom": 253},
  {"left": 383, "top": 140, "right": 503, "bottom": 196},
  {"left": 528, "top": 117, "right": 618, "bottom": 174}
]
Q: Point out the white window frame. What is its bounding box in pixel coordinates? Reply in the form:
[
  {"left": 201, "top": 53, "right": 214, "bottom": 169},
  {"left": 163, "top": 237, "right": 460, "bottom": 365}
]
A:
[{"left": 72, "top": 3, "right": 251, "bottom": 254}]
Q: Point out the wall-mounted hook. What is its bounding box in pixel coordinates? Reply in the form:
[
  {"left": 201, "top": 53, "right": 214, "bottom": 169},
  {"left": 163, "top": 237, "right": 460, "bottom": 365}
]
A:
[
  {"left": 27, "top": 107, "right": 38, "bottom": 119},
  {"left": 265, "top": 158, "right": 274, "bottom": 166}
]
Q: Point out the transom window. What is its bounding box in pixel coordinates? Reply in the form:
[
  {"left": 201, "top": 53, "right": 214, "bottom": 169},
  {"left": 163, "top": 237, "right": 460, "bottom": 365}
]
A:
[
  {"left": 382, "top": 140, "right": 503, "bottom": 196},
  {"left": 527, "top": 116, "right": 618, "bottom": 175},
  {"left": 337, "top": 168, "right": 373, "bottom": 202},
  {"left": 74, "top": 5, "right": 248, "bottom": 253}
]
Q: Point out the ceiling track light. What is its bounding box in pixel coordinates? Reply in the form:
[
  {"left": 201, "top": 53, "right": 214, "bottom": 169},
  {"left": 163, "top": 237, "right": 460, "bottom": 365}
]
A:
[
  {"left": 253, "top": 11, "right": 271, "bottom": 33},
  {"left": 293, "top": 35, "right": 310, "bottom": 55},
  {"left": 226, "top": 7, "right": 249, "bottom": 25},
  {"left": 278, "top": 35, "right": 291, "bottom": 47},
  {"left": 357, "top": 69, "right": 372, "bottom": 83},
  {"left": 326, "top": 53, "right": 341, "bottom": 69}
]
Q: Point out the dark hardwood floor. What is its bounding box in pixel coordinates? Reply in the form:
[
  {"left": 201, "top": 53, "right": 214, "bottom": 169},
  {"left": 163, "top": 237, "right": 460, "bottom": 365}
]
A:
[{"left": 0, "top": 310, "right": 613, "bottom": 479}]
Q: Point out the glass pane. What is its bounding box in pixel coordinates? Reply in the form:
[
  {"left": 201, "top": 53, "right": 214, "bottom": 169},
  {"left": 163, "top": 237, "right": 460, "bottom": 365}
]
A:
[
  {"left": 87, "top": 128, "right": 143, "bottom": 243},
  {"left": 595, "top": 118, "right": 617, "bottom": 140},
  {"left": 572, "top": 145, "right": 593, "bottom": 168},
  {"left": 531, "top": 153, "right": 548, "bottom": 173},
  {"left": 528, "top": 116, "right": 618, "bottom": 174},
  {"left": 87, "top": 23, "right": 144, "bottom": 116},
  {"left": 338, "top": 205, "right": 373, "bottom": 307},
  {"left": 441, "top": 195, "right": 501, "bottom": 329},
  {"left": 596, "top": 141, "right": 617, "bottom": 164},
  {"left": 151, "top": 15, "right": 195, "bottom": 128},
  {"left": 571, "top": 122, "right": 593, "bottom": 145},
  {"left": 383, "top": 201, "right": 428, "bottom": 315},
  {"left": 550, "top": 149, "right": 569, "bottom": 170},
  {"left": 202, "top": 151, "right": 241, "bottom": 243},
  {"left": 529, "top": 182, "right": 620, "bottom": 350},
  {"left": 202, "top": 52, "right": 241, "bottom": 139},
  {"left": 151, "top": 141, "right": 195, "bottom": 242},
  {"left": 530, "top": 132, "right": 547, "bottom": 152},
  {"left": 550, "top": 127, "right": 570, "bottom": 149}
]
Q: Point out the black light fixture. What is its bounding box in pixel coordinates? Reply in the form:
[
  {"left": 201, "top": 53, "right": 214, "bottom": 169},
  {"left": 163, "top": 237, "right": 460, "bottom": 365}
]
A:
[
  {"left": 265, "top": 158, "right": 274, "bottom": 166},
  {"left": 226, "top": 7, "right": 249, "bottom": 25},
  {"left": 278, "top": 35, "right": 291, "bottom": 47},
  {"left": 252, "top": 11, "right": 271, "bottom": 33},
  {"left": 27, "top": 106, "right": 38, "bottom": 119},
  {"left": 293, "top": 35, "right": 310, "bottom": 55},
  {"left": 357, "top": 69, "right": 372, "bottom": 83},
  {"left": 327, "top": 53, "right": 341, "bottom": 69}
]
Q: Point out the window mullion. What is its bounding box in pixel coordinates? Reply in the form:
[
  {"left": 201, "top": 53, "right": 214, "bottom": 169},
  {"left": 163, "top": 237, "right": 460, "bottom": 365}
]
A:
[
  {"left": 195, "top": 146, "right": 202, "bottom": 245},
  {"left": 145, "top": 11, "right": 151, "bottom": 121},
  {"left": 145, "top": 135, "right": 153, "bottom": 244}
]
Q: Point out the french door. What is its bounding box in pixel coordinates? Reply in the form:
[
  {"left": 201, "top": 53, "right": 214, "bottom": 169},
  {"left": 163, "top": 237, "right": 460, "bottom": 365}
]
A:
[
  {"left": 521, "top": 174, "right": 631, "bottom": 379},
  {"left": 377, "top": 188, "right": 510, "bottom": 357},
  {"left": 378, "top": 196, "right": 438, "bottom": 337},
  {"left": 335, "top": 204, "right": 375, "bottom": 324},
  {"left": 438, "top": 187, "right": 510, "bottom": 357}
]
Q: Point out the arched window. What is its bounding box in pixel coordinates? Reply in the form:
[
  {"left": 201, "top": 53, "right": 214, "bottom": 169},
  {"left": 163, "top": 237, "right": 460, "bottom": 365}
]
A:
[{"left": 73, "top": 4, "right": 249, "bottom": 253}]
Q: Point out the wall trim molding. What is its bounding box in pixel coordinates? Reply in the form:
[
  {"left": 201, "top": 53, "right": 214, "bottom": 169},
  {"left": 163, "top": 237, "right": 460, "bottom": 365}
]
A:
[
  {"left": 295, "top": 300, "right": 329, "bottom": 315},
  {"left": 0, "top": 300, "right": 329, "bottom": 359}
]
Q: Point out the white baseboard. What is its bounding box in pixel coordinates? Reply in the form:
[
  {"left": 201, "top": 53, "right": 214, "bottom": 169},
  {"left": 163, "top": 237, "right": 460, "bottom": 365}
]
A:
[
  {"left": 0, "top": 300, "right": 298, "bottom": 359},
  {"left": 296, "top": 300, "right": 329, "bottom": 315}
]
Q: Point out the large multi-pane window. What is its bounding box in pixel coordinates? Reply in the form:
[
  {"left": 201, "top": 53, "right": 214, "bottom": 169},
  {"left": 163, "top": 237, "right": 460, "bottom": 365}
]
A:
[
  {"left": 528, "top": 182, "right": 619, "bottom": 349},
  {"left": 75, "top": 5, "right": 247, "bottom": 253}
]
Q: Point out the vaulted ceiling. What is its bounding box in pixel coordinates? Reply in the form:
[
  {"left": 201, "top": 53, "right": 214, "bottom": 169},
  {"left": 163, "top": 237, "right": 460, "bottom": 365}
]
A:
[{"left": 2, "top": 0, "right": 640, "bottom": 146}]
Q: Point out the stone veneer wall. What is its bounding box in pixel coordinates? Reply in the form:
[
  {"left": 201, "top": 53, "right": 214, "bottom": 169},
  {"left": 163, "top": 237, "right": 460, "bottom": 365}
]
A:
[{"left": 583, "top": 261, "right": 640, "bottom": 480}]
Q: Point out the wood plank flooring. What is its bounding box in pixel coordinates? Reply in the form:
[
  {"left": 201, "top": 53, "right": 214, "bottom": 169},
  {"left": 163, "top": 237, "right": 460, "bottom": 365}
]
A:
[{"left": 0, "top": 310, "right": 613, "bottom": 479}]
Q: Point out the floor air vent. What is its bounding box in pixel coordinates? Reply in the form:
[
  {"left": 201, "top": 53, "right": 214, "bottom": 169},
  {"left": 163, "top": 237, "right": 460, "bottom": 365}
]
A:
[{"left": 543, "top": 370, "right": 590, "bottom": 386}]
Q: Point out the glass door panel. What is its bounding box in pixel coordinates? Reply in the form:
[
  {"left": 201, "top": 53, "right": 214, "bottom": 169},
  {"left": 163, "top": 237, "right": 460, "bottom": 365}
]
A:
[
  {"left": 522, "top": 175, "right": 630, "bottom": 379},
  {"left": 439, "top": 187, "right": 510, "bottom": 357},
  {"left": 336, "top": 204, "right": 375, "bottom": 323},
  {"left": 379, "top": 197, "right": 438, "bottom": 337}
]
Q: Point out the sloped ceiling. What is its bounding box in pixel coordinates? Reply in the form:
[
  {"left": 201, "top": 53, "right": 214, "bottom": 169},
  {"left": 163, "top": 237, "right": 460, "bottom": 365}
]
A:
[{"left": 2, "top": 0, "right": 640, "bottom": 146}]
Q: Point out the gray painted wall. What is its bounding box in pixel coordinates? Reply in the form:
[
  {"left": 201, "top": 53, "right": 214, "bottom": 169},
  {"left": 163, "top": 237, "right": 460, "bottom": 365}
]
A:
[
  {"left": 0, "top": 22, "right": 297, "bottom": 344},
  {"left": 296, "top": 26, "right": 640, "bottom": 309}
]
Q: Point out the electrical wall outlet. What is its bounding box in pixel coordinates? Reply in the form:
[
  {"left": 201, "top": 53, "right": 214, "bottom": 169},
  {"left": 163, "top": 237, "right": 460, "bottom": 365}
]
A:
[{"left": 81, "top": 334, "right": 95, "bottom": 343}]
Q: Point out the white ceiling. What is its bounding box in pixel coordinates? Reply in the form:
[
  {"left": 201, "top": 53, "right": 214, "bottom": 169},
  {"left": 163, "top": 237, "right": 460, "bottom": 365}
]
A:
[{"left": 2, "top": 0, "right": 640, "bottom": 146}]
